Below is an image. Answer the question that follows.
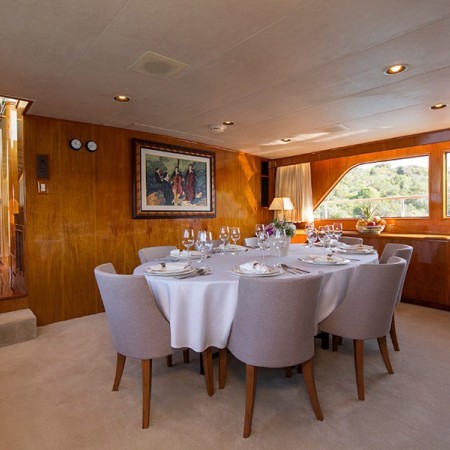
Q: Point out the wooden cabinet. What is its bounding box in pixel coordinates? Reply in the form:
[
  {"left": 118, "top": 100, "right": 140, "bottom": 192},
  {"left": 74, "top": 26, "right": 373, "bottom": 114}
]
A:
[{"left": 344, "top": 232, "right": 450, "bottom": 309}]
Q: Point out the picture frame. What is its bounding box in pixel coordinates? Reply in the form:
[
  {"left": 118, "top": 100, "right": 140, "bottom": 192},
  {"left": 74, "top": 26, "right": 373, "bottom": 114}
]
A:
[{"left": 132, "top": 139, "right": 216, "bottom": 219}]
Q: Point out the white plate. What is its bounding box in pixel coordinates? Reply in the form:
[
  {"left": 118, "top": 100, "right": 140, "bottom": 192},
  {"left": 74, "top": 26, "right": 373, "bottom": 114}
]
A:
[
  {"left": 300, "top": 255, "right": 350, "bottom": 265},
  {"left": 336, "top": 248, "right": 377, "bottom": 255},
  {"left": 232, "top": 265, "right": 283, "bottom": 277},
  {"left": 144, "top": 262, "right": 191, "bottom": 275},
  {"left": 169, "top": 250, "right": 203, "bottom": 260}
]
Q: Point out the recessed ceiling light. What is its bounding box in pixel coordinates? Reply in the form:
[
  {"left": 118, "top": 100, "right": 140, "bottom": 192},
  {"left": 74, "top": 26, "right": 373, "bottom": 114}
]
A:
[
  {"left": 430, "top": 103, "right": 447, "bottom": 110},
  {"left": 114, "top": 95, "right": 131, "bottom": 102},
  {"left": 223, "top": 121, "right": 234, "bottom": 126},
  {"left": 384, "top": 64, "right": 408, "bottom": 75},
  {"left": 281, "top": 138, "right": 291, "bottom": 142}
]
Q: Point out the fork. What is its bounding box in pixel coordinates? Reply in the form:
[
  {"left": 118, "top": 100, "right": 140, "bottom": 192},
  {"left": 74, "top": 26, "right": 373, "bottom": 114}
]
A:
[
  {"left": 281, "top": 264, "right": 310, "bottom": 274},
  {"left": 175, "top": 268, "right": 209, "bottom": 279}
]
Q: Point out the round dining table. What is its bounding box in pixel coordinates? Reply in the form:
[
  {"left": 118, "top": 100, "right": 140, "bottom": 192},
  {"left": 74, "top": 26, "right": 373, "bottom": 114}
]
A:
[{"left": 133, "top": 243, "right": 378, "bottom": 395}]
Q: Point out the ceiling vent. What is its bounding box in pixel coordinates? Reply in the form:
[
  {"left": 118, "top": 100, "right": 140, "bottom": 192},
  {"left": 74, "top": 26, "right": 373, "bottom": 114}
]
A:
[
  {"left": 209, "top": 124, "right": 227, "bottom": 133},
  {"left": 319, "top": 124, "right": 350, "bottom": 134},
  {"left": 127, "top": 51, "right": 188, "bottom": 78}
]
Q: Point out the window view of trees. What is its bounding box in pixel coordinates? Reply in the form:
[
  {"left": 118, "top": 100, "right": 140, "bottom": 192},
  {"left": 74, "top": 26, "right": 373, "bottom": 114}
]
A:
[{"left": 314, "top": 156, "right": 429, "bottom": 219}]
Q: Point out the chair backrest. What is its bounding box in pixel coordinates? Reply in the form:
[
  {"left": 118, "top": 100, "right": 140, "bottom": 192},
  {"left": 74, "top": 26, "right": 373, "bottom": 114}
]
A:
[
  {"left": 339, "top": 236, "right": 363, "bottom": 245},
  {"left": 228, "top": 274, "right": 324, "bottom": 368},
  {"left": 319, "top": 256, "right": 406, "bottom": 340},
  {"left": 379, "top": 243, "right": 413, "bottom": 305},
  {"left": 138, "top": 246, "right": 177, "bottom": 264},
  {"left": 244, "top": 237, "right": 258, "bottom": 247},
  {"left": 94, "top": 263, "right": 171, "bottom": 360}
]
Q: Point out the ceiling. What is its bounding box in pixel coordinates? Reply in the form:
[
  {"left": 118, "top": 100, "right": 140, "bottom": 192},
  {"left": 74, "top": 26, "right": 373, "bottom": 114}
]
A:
[{"left": 2, "top": 0, "right": 450, "bottom": 159}]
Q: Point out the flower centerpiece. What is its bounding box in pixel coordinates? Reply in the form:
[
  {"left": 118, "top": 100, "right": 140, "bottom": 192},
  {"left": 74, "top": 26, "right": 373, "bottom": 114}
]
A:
[{"left": 265, "top": 219, "right": 296, "bottom": 256}]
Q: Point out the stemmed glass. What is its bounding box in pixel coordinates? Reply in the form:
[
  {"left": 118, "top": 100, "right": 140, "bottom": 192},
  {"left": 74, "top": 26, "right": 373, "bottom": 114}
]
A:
[
  {"left": 273, "top": 228, "right": 287, "bottom": 267},
  {"left": 306, "top": 228, "right": 317, "bottom": 248},
  {"left": 256, "top": 231, "right": 270, "bottom": 265},
  {"left": 317, "top": 226, "right": 330, "bottom": 254},
  {"left": 197, "top": 230, "right": 213, "bottom": 269},
  {"left": 255, "top": 224, "right": 265, "bottom": 237},
  {"left": 333, "top": 222, "right": 343, "bottom": 245},
  {"left": 182, "top": 229, "right": 195, "bottom": 263},
  {"left": 230, "top": 226, "right": 241, "bottom": 255},
  {"left": 218, "top": 225, "right": 229, "bottom": 255}
]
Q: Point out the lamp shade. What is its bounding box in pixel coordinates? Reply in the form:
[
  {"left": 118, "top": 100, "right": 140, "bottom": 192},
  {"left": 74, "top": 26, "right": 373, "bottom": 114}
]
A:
[{"left": 268, "top": 197, "right": 294, "bottom": 211}]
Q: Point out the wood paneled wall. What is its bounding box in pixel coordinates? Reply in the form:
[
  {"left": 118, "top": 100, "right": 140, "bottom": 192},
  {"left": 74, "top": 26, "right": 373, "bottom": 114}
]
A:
[{"left": 23, "top": 116, "right": 271, "bottom": 325}]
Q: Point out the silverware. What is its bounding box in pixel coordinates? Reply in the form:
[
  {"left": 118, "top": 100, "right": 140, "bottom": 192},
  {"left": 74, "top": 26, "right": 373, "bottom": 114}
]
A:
[
  {"left": 175, "top": 268, "right": 210, "bottom": 279},
  {"left": 281, "top": 264, "right": 310, "bottom": 274}
]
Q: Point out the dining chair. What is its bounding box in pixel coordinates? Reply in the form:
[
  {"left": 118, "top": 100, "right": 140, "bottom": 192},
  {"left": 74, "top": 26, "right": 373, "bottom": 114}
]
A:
[
  {"left": 379, "top": 244, "right": 413, "bottom": 351},
  {"left": 339, "top": 236, "right": 363, "bottom": 245},
  {"left": 220, "top": 274, "right": 325, "bottom": 438},
  {"left": 319, "top": 256, "right": 406, "bottom": 400},
  {"left": 94, "top": 263, "right": 181, "bottom": 428},
  {"left": 138, "top": 246, "right": 177, "bottom": 264},
  {"left": 244, "top": 237, "right": 258, "bottom": 247},
  {"left": 137, "top": 245, "right": 190, "bottom": 366}
]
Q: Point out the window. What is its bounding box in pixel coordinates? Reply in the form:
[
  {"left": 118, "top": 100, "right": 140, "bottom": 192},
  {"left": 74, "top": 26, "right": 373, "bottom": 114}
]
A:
[{"left": 314, "top": 156, "right": 429, "bottom": 219}]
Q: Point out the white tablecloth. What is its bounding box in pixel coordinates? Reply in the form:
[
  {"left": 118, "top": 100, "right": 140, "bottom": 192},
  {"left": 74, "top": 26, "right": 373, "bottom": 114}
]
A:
[{"left": 133, "top": 244, "right": 378, "bottom": 352}]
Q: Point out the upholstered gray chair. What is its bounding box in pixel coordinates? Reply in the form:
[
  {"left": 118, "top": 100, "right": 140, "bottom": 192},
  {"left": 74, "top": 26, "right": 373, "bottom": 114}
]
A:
[
  {"left": 94, "top": 263, "right": 174, "bottom": 428},
  {"left": 319, "top": 256, "right": 406, "bottom": 400},
  {"left": 379, "top": 244, "right": 414, "bottom": 350},
  {"left": 339, "top": 236, "right": 363, "bottom": 245},
  {"left": 138, "top": 246, "right": 177, "bottom": 264},
  {"left": 244, "top": 237, "right": 258, "bottom": 247},
  {"left": 220, "top": 274, "right": 325, "bottom": 438}
]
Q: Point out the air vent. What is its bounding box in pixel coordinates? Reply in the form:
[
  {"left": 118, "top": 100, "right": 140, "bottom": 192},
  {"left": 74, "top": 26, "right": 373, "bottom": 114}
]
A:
[
  {"left": 127, "top": 51, "right": 188, "bottom": 78},
  {"left": 319, "top": 124, "right": 350, "bottom": 134}
]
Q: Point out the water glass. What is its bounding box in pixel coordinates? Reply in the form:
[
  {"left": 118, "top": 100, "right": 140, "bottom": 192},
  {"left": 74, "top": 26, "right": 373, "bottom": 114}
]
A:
[
  {"left": 256, "top": 231, "right": 270, "bottom": 265},
  {"left": 197, "top": 230, "right": 213, "bottom": 268},
  {"left": 218, "top": 225, "right": 229, "bottom": 255},
  {"left": 230, "top": 226, "right": 241, "bottom": 255},
  {"left": 333, "top": 223, "right": 343, "bottom": 244},
  {"left": 306, "top": 228, "right": 317, "bottom": 248},
  {"left": 182, "top": 229, "right": 195, "bottom": 262},
  {"left": 273, "top": 228, "right": 287, "bottom": 267},
  {"left": 317, "top": 226, "right": 330, "bottom": 254}
]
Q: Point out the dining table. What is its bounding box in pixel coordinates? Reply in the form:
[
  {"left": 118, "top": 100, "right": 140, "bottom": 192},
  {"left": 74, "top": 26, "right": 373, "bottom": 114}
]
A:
[{"left": 133, "top": 243, "right": 378, "bottom": 395}]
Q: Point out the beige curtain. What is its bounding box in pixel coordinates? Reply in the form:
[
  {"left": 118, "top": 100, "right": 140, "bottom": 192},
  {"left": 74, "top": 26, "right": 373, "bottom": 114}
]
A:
[{"left": 275, "top": 163, "right": 314, "bottom": 223}]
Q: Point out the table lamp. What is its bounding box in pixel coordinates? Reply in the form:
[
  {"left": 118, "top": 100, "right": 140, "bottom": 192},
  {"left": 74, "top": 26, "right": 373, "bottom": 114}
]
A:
[{"left": 269, "top": 197, "right": 294, "bottom": 220}]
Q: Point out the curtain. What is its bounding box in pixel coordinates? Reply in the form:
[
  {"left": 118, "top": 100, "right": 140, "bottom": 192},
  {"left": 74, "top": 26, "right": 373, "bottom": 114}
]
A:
[{"left": 275, "top": 163, "right": 314, "bottom": 223}]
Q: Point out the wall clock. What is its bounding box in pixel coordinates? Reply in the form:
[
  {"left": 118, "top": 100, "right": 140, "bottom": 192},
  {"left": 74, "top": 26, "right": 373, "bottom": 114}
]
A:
[
  {"left": 69, "top": 138, "right": 82, "bottom": 150},
  {"left": 85, "top": 141, "right": 98, "bottom": 152}
]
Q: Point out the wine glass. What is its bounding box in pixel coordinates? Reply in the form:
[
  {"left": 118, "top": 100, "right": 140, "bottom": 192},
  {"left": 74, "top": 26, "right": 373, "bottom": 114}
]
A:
[
  {"left": 255, "top": 224, "right": 265, "bottom": 237},
  {"left": 218, "top": 225, "right": 229, "bottom": 255},
  {"left": 256, "top": 231, "right": 270, "bottom": 265},
  {"left": 326, "top": 225, "right": 337, "bottom": 251},
  {"left": 273, "top": 228, "right": 287, "bottom": 267},
  {"left": 333, "top": 222, "right": 343, "bottom": 245},
  {"left": 230, "top": 226, "right": 241, "bottom": 255},
  {"left": 306, "top": 228, "right": 317, "bottom": 248},
  {"left": 182, "top": 229, "right": 195, "bottom": 263},
  {"left": 197, "top": 230, "right": 213, "bottom": 268},
  {"left": 317, "top": 226, "right": 330, "bottom": 254}
]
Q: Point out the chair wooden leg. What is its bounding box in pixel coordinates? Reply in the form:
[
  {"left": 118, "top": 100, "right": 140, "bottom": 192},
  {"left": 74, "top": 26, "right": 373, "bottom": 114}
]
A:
[
  {"left": 353, "top": 339, "right": 365, "bottom": 401},
  {"left": 141, "top": 359, "right": 152, "bottom": 429},
  {"left": 243, "top": 365, "right": 258, "bottom": 438},
  {"left": 112, "top": 353, "right": 126, "bottom": 391},
  {"left": 377, "top": 336, "right": 394, "bottom": 374},
  {"left": 166, "top": 355, "right": 172, "bottom": 367},
  {"left": 285, "top": 366, "right": 292, "bottom": 378},
  {"left": 298, "top": 364, "right": 303, "bottom": 374},
  {"left": 338, "top": 336, "right": 343, "bottom": 346},
  {"left": 301, "top": 358, "right": 324, "bottom": 421},
  {"left": 332, "top": 335, "right": 339, "bottom": 352},
  {"left": 219, "top": 348, "right": 227, "bottom": 389},
  {"left": 183, "top": 349, "right": 190, "bottom": 363},
  {"left": 390, "top": 314, "right": 400, "bottom": 351},
  {"left": 202, "top": 348, "right": 214, "bottom": 396}
]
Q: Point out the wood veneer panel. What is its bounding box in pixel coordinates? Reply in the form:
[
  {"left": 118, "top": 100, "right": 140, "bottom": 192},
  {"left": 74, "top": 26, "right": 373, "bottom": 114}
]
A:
[{"left": 24, "top": 116, "right": 267, "bottom": 325}]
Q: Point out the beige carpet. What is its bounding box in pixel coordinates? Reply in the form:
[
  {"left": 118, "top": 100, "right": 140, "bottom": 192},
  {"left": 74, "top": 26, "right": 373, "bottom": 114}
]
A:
[{"left": 1, "top": 303, "right": 449, "bottom": 450}]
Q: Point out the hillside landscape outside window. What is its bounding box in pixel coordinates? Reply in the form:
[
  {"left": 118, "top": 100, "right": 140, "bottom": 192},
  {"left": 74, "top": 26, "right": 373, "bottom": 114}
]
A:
[{"left": 314, "top": 156, "right": 429, "bottom": 219}]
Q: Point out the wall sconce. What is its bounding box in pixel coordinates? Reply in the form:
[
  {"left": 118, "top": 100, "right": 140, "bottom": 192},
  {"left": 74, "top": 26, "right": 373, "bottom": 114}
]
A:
[{"left": 269, "top": 197, "right": 294, "bottom": 220}]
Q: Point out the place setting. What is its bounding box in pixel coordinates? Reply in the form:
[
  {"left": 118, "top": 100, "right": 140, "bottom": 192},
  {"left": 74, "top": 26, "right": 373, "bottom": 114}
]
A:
[
  {"left": 298, "top": 254, "right": 351, "bottom": 266},
  {"left": 231, "top": 260, "right": 283, "bottom": 277},
  {"left": 335, "top": 243, "right": 377, "bottom": 254},
  {"left": 143, "top": 262, "right": 211, "bottom": 279}
]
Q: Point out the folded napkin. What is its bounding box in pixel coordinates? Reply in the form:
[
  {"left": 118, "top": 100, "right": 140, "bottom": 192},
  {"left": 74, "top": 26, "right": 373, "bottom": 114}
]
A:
[
  {"left": 308, "top": 255, "right": 340, "bottom": 262},
  {"left": 239, "top": 261, "right": 269, "bottom": 273},
  {"left": 339, "top": 243, "right": 373, "bottom": 251},
  {"left": 170, "top": 249, "right": 190, "bottom": 257}
]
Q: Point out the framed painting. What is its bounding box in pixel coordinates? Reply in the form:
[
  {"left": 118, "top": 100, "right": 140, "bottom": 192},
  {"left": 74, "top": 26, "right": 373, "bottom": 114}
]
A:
[{"left": 132, "top": 139, "right": 216, "bottom": 218}]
